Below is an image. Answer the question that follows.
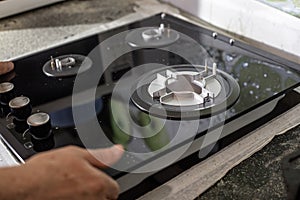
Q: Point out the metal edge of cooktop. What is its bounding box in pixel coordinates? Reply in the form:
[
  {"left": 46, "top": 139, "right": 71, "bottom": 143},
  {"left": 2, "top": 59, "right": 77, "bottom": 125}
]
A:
[{"left": 0, "top": 134, "right": 24, "bottom": 165}]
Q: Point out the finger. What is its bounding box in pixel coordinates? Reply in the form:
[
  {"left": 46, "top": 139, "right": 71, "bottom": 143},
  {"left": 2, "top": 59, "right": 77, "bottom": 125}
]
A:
[
  {"left": 98, "top": 171, "right": 120, "bottom": 200},
  {"left": 0, "top": 61, "right": 14, "bottom": 75},
  {"left": 83, "top": 145, "right": 124, "bottom": 169},
  {"left": 105, "top": 179, "right": 120, "bottom": 200}
]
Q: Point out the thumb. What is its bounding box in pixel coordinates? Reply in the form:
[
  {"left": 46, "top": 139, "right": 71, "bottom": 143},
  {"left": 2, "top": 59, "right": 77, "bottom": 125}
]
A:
[{"left": 84, "top": 145, "right": 124, "bottom": 168}]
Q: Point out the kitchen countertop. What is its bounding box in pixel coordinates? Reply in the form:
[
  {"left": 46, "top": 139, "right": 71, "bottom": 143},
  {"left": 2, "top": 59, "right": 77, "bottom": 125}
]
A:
[
  {"left": 199, "top": 125, "right": 300, "bottom": 199},
  {"left": 0, "top": 0, "right": 299, "bottom": 199}
]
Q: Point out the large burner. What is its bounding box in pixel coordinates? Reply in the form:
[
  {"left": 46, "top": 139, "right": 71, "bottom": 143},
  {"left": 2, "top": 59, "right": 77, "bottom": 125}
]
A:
[
  {"left": 149, "top": 63, "right": 219, "bottom": 107},
  {"left": 131, "top": 64, "right": 240, "bottom": 119}
]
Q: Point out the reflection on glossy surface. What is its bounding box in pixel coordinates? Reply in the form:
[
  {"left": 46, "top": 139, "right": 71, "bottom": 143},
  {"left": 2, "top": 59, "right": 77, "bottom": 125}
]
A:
[
  {"left": 137, "top": 112, "right": 169, "bottom": 151},
  {"left": 213, "top": 52, "right": 300, "bottom": 114},
  {"left": 108, "top": 98, "right": 170, "bottom": 152},
  {"left": 110, "top": 98, "right": 131, "bottom": 147}
]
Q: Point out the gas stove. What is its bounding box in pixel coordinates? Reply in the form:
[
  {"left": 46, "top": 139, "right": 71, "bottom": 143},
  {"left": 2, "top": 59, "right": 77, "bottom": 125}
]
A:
[{"left": 0, "top": 13, "right": 299, "bottom": 198}]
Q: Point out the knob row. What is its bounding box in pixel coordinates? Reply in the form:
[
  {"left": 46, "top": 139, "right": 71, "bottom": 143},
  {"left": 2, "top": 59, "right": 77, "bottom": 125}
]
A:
[{"left": 0, "top": 82, "right": 52, "bottom": 140}]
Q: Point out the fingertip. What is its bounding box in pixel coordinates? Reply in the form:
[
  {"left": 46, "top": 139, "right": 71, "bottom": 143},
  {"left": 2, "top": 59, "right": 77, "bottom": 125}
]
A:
[
  {"left": 0, "top": 61, "right": 14, "bottom": 74},
  {"left": 113, "top": 144, "right": 124, "bottom": 151},
  {"left": 7, "top": 62, "right": 14, "bottom": 71},
  {"left": 109, "top": 144, "right": 124, "bottom": 162},
  {"left": 86, "top": 145, "right": 124, "bottom": 168}
]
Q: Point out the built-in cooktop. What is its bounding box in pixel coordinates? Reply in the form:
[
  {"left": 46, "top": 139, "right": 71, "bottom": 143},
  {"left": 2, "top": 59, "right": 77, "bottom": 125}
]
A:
[{"left": 0, "top": 13, "right": 299, "bottom": 198}]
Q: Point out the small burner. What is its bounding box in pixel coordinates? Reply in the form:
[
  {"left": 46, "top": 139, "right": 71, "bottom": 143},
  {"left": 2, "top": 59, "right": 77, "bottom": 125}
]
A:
[
  {"left": 131, "top": 64, "right": 240, "bottom": 119},
  {"left": 42, "top": 54, "right": 92, "bottom": 77},
  {"left": 126, "top": 24, "right": 180, "bottom": 48}
]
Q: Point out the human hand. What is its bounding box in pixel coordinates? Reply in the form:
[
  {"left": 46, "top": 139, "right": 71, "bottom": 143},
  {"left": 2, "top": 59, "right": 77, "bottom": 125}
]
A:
[
  {"left": 2, "top": 145, "right": 124, "bottom": 200},
  {"left": 0, "top": 61, "right": 14, "bottom": 75}
]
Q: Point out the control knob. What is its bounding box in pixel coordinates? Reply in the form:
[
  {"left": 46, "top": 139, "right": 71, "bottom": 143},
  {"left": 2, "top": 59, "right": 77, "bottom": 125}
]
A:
[
  {"left": 0, "top": 82, "right": 15, "bottom": 116},
  {"left": 26, "top": 112, "right": 54, "bottom": 152}
]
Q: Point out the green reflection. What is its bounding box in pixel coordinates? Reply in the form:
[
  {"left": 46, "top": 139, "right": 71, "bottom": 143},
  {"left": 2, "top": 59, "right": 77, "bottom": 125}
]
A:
[
  {"left": 110, "top": 99, "right": 131, "bottom": 147},
  {"left": 109, "top": 98, "right": 170, "bottom": 151},
  {"left": 138, "top": 112, "right": 170, "bottom": 151}
]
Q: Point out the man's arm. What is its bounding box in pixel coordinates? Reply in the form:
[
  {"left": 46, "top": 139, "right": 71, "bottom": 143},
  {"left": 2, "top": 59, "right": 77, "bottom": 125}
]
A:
[{"left": 0, "top": 145, "right": 124, "bottom": 200}]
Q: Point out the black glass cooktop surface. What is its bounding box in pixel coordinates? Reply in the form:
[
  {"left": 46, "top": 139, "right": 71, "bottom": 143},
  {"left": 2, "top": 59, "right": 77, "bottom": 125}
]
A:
[{"left": 0, "top": 13, "right": 299, "bottom": 186}]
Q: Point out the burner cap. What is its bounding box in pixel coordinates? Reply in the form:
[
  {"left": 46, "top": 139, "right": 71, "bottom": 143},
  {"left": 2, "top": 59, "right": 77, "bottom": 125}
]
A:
[
  {"left": 9, "top": 96, "right": 30, "bottom": 109},
  {"left": 126, "top": 25, "right": 180, "bottom": 48},
  {"left": 131, "top": 65, "right": 240, "bottom": 119},
  {"left": 42, "top": 54, "right": 92, "bottom": 78},
  {"left": 27, "top": 112, "right": 50, "bottom": 127},
  {"left": 0, "top": 82, "right": 14, "bottom": 94}
]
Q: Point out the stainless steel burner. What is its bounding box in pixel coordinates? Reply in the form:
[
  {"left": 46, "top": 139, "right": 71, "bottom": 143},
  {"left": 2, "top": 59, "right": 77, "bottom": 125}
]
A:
[
  {"left": 42, "top": 54, "right": 92, "bottom": 77},
  {"left": 126, "top": 24, "right": 180, "bottom": 48},
  {"left": 131, "top": 64, "right": 240, "bottom": 119},
  {"left": 149, "top": 63, "right": 219, "bottom": 107}
]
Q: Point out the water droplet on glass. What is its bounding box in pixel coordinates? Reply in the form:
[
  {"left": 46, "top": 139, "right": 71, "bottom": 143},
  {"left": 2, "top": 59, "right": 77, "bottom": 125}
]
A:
[
  {"left": 243, "top": 82, "right": 248, "bottom": 86},
  {"left": 266, "top": 88, "right": 272, "bottom": 92},
  {"left": 243, "top": 62, "right": 249, "bottom": 68},
  {"left": 6, "top": 123, "right": 15, "bottom": 129},
  {"left": 263, "top": 73, "right": 268, "bottom": 78},
  {"left": 256, "top": 84, "right": 260, "bottom": 89},
  {"left": 161, "top": 13, "right": 166, "bottom": 19},
  {"left": 106, "top": 47, "right": 110, "bottom": 50},
  {"left": 58, "top": 78, "right": 63, "bottom": 81},
  {"left": 212, "top": 32, "right": 218, "bottom": 39},
  {"left": 286, "top": 70, "right": 292, "bottom": 74},
  {"left": 226, "top": 55, "right": 234, "bottom": 62},
  {"left": 249, "top": 90, "right": 254, "bottom": 95},
  {"left": 255, "top": 96, "right": 259, "bottom": 99}
]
